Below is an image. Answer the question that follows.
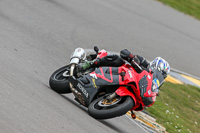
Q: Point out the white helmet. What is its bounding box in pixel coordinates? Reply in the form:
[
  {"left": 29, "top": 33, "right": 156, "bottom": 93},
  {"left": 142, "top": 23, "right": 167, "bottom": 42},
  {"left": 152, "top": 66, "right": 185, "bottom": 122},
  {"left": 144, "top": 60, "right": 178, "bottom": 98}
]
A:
[{"left": 150, "top": 57, "right": 170, "bottom": 76}]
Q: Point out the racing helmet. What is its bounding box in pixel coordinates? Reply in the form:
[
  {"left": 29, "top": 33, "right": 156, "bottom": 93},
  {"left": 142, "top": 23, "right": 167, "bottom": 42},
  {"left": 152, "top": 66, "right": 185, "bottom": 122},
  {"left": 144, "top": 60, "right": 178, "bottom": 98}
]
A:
[{"left": 150, "top": 57, "right": 170, "bottom": 76}]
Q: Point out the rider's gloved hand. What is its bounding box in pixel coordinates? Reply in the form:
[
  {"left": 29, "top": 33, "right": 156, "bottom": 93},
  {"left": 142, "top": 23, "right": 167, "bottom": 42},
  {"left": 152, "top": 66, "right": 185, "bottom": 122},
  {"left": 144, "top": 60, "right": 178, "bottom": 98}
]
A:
[{"left": 120, "top": 49, "right": 134, "bottom": 62}]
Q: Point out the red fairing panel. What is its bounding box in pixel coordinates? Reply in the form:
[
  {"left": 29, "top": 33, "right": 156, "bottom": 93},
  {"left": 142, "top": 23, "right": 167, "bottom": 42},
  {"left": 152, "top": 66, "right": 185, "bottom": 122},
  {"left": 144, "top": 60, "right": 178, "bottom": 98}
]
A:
[
  {"left": 117, "top": 64, "right": 157, "bottom": 109},
  {"left": 115, "top": 86, "right": 136, "bottom": 105},
  {"left": 115, "top": 86, "right": 141, "bottom": 111}
]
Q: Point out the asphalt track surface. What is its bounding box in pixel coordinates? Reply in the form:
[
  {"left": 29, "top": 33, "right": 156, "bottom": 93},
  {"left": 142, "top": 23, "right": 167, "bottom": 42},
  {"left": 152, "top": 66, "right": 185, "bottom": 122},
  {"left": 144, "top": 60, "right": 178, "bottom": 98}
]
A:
[{"left": 1, "top": 0, "right": 200, "bottom": 133}]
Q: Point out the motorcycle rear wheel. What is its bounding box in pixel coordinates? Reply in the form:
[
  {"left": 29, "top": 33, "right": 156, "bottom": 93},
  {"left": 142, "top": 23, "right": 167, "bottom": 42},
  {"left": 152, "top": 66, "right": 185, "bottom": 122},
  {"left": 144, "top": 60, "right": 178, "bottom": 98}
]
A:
[
  {"left": 49, "top": 65, "right": 71, "bottom": 94},
  {"left": 88, "top": 95, "right": 134, "bottom": 119}
]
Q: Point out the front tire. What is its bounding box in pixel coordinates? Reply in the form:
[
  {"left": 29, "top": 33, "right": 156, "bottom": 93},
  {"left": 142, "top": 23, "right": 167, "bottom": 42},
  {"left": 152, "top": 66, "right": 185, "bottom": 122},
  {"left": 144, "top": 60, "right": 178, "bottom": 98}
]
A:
[
  {"left": 49, "top": 65, "right": 71, "bottom": 94},
  {"left": 88, "top": 96, "right": 134, "bottom": 119}
]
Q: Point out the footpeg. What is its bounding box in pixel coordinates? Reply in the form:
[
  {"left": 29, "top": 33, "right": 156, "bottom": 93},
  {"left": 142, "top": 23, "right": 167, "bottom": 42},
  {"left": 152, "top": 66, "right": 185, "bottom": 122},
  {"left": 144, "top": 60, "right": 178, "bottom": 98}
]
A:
[{"left": 131, "top": 111, "right": 136, "bottom": 119}]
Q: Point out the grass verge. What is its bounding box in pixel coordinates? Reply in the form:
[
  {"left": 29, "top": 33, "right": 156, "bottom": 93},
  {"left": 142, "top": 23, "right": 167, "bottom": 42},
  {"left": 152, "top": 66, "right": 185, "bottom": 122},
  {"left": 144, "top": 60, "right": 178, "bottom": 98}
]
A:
[
  {"left": 157, "top": 0, "right": 200, "bottom": 20},
  {"left": 146, "top": 82, "right": 200, "bottom": 133}
]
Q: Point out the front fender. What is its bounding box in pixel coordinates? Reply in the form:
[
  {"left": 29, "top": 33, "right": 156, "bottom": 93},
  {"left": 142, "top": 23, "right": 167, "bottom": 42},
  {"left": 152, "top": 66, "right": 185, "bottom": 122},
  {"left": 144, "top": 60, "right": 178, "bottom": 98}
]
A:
[{"left": 115, "top": 86, "right": 136, "bottom": 105}]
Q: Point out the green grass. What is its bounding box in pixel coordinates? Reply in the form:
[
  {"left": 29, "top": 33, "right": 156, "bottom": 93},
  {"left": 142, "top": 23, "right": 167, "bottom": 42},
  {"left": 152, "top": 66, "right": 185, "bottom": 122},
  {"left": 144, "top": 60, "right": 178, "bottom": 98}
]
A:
[
  {"left": 157, "top": 0, "right": 200, "bottom": 20},
  {"left": 146, "top": 82, "right": 200, "bottom": 133}
]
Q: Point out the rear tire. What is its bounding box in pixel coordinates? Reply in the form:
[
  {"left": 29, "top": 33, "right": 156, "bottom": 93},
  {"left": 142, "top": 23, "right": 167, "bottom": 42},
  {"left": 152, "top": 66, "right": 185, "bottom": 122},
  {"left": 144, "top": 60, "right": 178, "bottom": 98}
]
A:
[
  {"left": 88, "top": 96, "right": 134, "bottom": 119},
  {"left": 49, "top": 65, "right": 71, "bottom": 94}
]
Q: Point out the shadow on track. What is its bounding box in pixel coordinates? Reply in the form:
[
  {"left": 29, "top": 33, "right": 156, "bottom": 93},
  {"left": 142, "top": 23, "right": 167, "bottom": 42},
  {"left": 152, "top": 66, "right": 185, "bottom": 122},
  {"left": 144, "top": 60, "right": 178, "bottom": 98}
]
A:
[
  {"left": 61, "top": 94, "right": 88, "bottom": 113},
  {"left": 98, "top": 120, "right": 125, "bottom": 133},
  {"left": 60, "top": 94, "right": 125, "bottom": 133}
]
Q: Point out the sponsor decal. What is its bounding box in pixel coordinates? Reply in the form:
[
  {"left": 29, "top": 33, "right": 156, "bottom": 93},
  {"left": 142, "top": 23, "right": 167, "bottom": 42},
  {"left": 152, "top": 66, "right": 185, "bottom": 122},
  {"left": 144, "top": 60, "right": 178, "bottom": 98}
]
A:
[
  {"left": 77, "top": 83, "right": 88, "bottom": 98},
  {"left": 156, "top": 79, "right": 160, "bottom": 87},
  {"left": 128, "top": 70, "right": 133, "bottom": 78},
  {"left": 153, "top": 78, "right": 160, "bottom": 90},
  {"left": 92, "top": 78, "right": 97, "bottom": 88},
  {"left": 90, "top": 73, "right": 97, "bottom": 79},
  {"left": 148, "top": 75, "right": 151, "bottom": 79}
]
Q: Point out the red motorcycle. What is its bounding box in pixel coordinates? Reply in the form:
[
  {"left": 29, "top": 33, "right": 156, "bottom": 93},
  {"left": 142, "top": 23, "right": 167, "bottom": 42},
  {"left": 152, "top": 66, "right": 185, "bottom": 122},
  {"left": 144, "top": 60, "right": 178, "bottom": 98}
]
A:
[{"left": 49, "top": 47, "right": 165, "bottom": 119}]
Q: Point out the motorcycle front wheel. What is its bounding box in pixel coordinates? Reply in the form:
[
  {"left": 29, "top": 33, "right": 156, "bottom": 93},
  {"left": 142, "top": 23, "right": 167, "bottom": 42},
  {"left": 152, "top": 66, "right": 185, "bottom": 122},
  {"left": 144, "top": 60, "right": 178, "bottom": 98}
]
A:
[
  {"left": 49, "top": 65, "right": 71, "bottom": 94},
  {"left": 88, "top": 95, "right": 134, "bottom": 119}
]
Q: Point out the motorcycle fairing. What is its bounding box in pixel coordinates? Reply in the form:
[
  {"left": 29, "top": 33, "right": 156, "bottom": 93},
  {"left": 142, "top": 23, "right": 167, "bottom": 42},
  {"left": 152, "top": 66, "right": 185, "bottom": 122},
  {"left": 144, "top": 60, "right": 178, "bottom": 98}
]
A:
[
  {"left": 68, "top": 66, "right": 121, "bottom": 107},
  {"left": 134, "top": 69, "right": 164, "bottom": 108},
  {"left": 115, "top": 86, "right": 136, "bottom": 105},
  {"left": 68, "top": 75, "right": 99, "bottom": 107},
  {"left": 117, "top": 65, "right": 158, "bottom": 109}
]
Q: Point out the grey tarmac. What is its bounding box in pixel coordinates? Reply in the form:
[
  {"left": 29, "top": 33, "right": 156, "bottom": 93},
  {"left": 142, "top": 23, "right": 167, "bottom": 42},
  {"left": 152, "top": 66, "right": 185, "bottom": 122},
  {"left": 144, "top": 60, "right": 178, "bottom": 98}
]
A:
[{"left": 0, "top": 0, "right": 200, "bottom": 133}]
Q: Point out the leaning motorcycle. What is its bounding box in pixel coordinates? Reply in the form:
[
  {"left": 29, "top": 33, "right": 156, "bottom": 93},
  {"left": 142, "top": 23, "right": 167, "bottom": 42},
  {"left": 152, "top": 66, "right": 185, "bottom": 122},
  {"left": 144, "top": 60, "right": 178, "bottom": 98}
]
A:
[{"left": 49, "top": 47, "right": 165, "bottom": 119}]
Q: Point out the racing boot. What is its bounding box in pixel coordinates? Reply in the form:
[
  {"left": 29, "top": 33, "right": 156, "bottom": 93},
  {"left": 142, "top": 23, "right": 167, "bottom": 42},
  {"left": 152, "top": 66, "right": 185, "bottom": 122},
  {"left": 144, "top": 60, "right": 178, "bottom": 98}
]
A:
[
  {"left": 77, "top": 61, "right": 92, "bottom": 72},
  {"left": 77, "top": 58, "right": 101, "bottom": 72}
]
